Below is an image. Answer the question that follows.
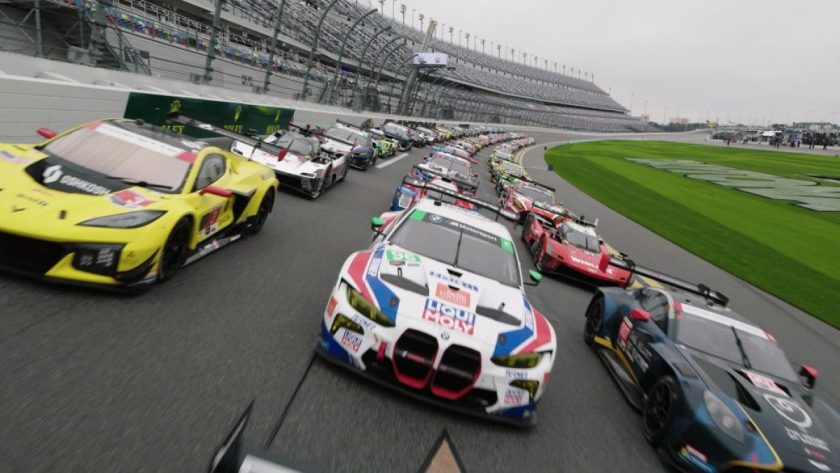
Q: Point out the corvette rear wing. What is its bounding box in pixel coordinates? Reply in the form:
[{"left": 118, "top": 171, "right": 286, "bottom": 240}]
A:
[
  {"left": 412, "top": 164, "right": 477, "bottom": 191},
  {"left": 402, "top": 175, "right": 517, "bottom": 222},
  {"left": 599, "top": 254, "right": 730, "bottom": 306},
  {"left": 166, "top": 113, "right": 287, "bottom": 156}
]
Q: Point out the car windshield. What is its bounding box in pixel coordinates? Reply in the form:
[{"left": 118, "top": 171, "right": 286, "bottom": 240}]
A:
[
  {"left": 42, "top": 120, "right": 194, "bottom": 192},
  {"left": 273, "top": 134, "right": 316, "bottom": 156},
  {"left": 519, "top": 186, "right": 553, "bottom": 203},
  {"left": 502, "top": 163, "right": 524, "bottom": 177},
  {"left": 326, "top": 127, "right": 369, "bottom": 146},
  {"left": 389, "top": 209, "right": 520, "bottom": 287},
  {"left": 676, "top": 310, "right": 798, "bottom": 382},
  {"left": 429, "top": 156, "right": 471, "bottom": 178},
  {"left": 561, "top": 226, "right": 600, "bottom": 252}
]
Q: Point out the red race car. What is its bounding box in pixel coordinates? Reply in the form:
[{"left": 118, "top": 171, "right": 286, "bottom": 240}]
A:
[
  {"left": 500, "top": 180, "right": 569, "bottom": 224},
  {"left": 522, "top": 214, "right": 631, "bottom": 286}
]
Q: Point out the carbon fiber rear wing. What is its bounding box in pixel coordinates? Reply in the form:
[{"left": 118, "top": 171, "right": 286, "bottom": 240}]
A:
[
  {"left": 402, "top": 175, "right": 517, "bottom": 222},
  {"left": 165, "top": 112, "right": 287, "bottom": 156},
  {"left": 599, "top": 254, "right": 730, "bottom": 306}
]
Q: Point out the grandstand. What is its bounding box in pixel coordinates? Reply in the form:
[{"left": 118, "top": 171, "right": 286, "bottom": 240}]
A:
[{"left": 0, "top": 0, "right": 655, "bottom": 131}]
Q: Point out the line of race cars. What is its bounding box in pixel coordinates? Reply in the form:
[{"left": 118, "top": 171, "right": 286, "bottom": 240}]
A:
[{"left": 0, "top": 116, "right": 837, "bottom": 473}]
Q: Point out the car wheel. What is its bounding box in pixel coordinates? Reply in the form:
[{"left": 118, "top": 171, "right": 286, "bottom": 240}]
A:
[
  {"left": 311, "top": 169, "right": 330, "bottom": 199},
  {"left": 532, "top": 238, "right": 545, "bottom": 270},
  {"left": 643, "top": 376, "right": 679, "bottom": 446},
  {"left": 340, "top": 162, "right": 349, "bottom": 181},
  {"left": 583, "top": 296, "right": 603, "bottom": 346},
  {"left": 250, "top": 190, "right": 274, "bottom": 235},
  {"left": 159, "top": 218, "right": 190, "bottom": 281}
]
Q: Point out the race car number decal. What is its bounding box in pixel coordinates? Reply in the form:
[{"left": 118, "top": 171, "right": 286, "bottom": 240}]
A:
[
  {"left": 109, "top": 189, "right": 154, "bottom": 209},
  {"left": 200, "top": 206, "right": 222, "bottom": 236},
  {"left": 744, "top": 370, "right": 787, "bottom": 397},
  {"left": 386, "top": 249, "right": 421, "bottom": 266},
  {"left": 435, "top": 284, "right": 471, "bottom": 307},
  {"left": 422, "top": 299, "right": 476, "bottom": 335}
]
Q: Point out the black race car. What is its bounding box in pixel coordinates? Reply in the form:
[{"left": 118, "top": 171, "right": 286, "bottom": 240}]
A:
[{"left": 584, "top": 255, "right": 840, "bottom": 473}]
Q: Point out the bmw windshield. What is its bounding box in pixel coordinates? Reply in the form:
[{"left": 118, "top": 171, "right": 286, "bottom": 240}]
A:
[
  {"left": 41, "top": 120, "right": 194, "bottom": 192},
  {"left": 389, "top": 209, "right": 520, "bottom": 287}
]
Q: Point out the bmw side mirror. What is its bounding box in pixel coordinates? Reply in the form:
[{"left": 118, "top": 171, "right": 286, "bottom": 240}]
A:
[
  {"left": 800, "top": 364, "right": 818, "bottom": 389},
  {"left": 525, "top": 269, "right": 542, "bottom": 286},
  {"left": 371, "top": 217, "right": 385, "bottom": 235}
]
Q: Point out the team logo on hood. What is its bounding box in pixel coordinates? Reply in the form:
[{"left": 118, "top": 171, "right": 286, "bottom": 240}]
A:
[
  {"left": 423, "top": 299, "right": 476, "bottom": 335},
  {"left": 42, "top": 165, "right": 63, "bottom": 184}
]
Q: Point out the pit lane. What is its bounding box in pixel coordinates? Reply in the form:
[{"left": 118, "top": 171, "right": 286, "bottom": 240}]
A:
[{"left": 0, "top": 129, "right": 837, "bottom": 473}]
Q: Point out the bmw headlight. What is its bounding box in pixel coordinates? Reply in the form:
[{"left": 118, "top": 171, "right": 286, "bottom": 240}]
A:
[
  {"left": 491, "top": 351, "right": 549, "bottom": 369},
  {"left": 346, "top": 283, "right": 395, "bottom": 327},
  {"left": 80, "top": 211, "right": 165, "bottom": 229},
  {"left": 703, "top": 389, "right": 744, "bottom": 442}
]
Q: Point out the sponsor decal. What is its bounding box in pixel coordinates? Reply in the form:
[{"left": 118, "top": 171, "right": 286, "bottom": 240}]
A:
[
  {"left": 764, "top": 394, "right": 813, "bottom": 430},
  {"left": 325, "top": 297, "right": 338, "bottom": 317},
  {"left": 505, "top": 370, "right": 529, "bottom": 380},
  {"left": 0, "top": 151, "right": 32, "bottom": 164},
  {"left": 435, "top": 284, "right": 471, "bottom": 307},
  {"left": 385, "top": 249, "right": 422, "bottom": 266},
  {"left": 618, "top": 317, "right": 632, "bottom": 346},
  {"left": 109, "top": 189, "right": 154, "bottom": 209},
  {"left": 786, "top": 427, "right": 830, "bottom": 452},
  {"left": 504, "top": 388, "right": 526, "bottom": 406},
  {"left": 428, "top": 271, "right": 479, "bottom": 292},
  {"left": 15, "top": 193, "right": 48, "bottom": 207},
  {"left": 744, "top": 370, "right": 787, "bottom": 397},
  {"left": 340, "top": 330, "right": 363, "bottom": 354},
  {"left": 422, "top": 299, "right": 476, "bottom": 335},
  {"left": 808, "top": 459, "right": 832, "bottom": 472},
  {"left": 199, "top": 206, "right": 222, "bottom": 236},
  {"left": 679, "top": 445, "right": 714, "bottom": 473},
  {"left": 351, "top": 314, "right": 376, "bottom": 332},
  {"left": 499, "top": 238, "right": 514, "bottom": 254},
  {"left": 367, "top": 248, "right": 384, "bottom": 277},
  {"left": 40, "top": 165, "right": 113, "bottom": 195},
  {"left": 571, "top": 255, "right": 599, "bottom": 270}
]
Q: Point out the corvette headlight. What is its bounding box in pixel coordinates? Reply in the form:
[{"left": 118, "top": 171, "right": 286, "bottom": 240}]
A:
[
  {"left": 703, "top": 389, "right": 744, "bottom": 443},
  {"left": 491, "top": 351, "right": 548, "bottom": 369},
  {"left": 80, "top": 210, "right": 165, "bottom": 229},
  {"left": 346, "top": 284, "right": 395, "bottom": 327}
]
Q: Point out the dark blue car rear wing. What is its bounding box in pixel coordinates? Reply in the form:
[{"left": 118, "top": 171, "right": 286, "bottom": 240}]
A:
[{"left": 599, "top": 254, "right": 730, "bottom": 306}]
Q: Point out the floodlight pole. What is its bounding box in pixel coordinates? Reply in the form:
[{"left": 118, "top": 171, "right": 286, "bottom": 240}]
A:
[
  {"left": 300, "top": 0, "right": 340, "bottom": 100},
  {"left": 203, "top": 0, "right": 223, "bottom": 83},
  {"left": 262, "top": 0, "right": 287, "bottom": 93},
  {"left": 328, "top": 7, "right": 378, "bottom": 104}
]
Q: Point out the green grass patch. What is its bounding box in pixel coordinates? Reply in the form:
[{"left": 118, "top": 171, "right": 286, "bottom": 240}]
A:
[{"left": 545, "top": 140, "right": 840, "bottom": 327}]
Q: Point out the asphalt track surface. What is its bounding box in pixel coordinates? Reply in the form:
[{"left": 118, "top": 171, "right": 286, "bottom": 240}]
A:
[{"left": 1, "top": 129, "right": 838, "bottom": 473}]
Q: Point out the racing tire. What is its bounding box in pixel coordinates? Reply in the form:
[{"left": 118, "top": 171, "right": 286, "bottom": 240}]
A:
[
  {"left": 249, "top": 190, "right": 274, "bottom": 235},
  {"left": 339, "top": 162, "right": 349, "bottom": 181},
  {"left": 532, "top": 237, "right": 546, "bottom": 271},
  {"left": 312, "top": 166, "right": 331, "bottom": 198},
  {"left": 642, "top": 376, "right": 679, "bottom": 446},
  {"left": 583, "top": 296, "right": 603, "bottom": 346},
  {"left": 158, "top": 218, "right": 191, "bottom": 282}
]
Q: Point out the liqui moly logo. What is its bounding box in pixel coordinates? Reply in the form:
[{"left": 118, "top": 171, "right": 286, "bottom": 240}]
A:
[{"left": 422, "top": 299, "right": 476, "bottom": 335}]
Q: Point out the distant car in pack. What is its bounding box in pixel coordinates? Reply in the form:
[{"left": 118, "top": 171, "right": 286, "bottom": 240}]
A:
[
  {"left": 231, "top": 126, "right": 345, "bottom": 199},
  {"left": 381, "top": 122, "right": 413, "bottom": 151},
  {"left": 327, "top": 121, "right": 378, "bottom": 170},
  {"left": 500, "top": 180, "right": 566, "bottom": 224},
  {"left": 416, "top": 153, "right": 480, "bottom": 192},
  {"left": 523, "top": 216, "right": 631, "bottom": 286},
  {"left": 493, "top": 162, "right": 530, "bottom": 194},
  {"left": 431, "top": 144, "right": 475, "bottom": 164},
  {"left": 390, "top": 174, "right": 477, "bottom": 212},
  {"left": 368, "top": 128, "right": 398, "bottom": 158}
]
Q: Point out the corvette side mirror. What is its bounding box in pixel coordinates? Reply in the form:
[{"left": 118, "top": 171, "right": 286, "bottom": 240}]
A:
[
  {"left": 37, "top": 127, "right": 57, "bottom": 139},
  {"left": 525, "top": 270, "right": 542, "bottom": 286},
  {"left": 800, "top": 364, "right": 818, "bottom": 389}
]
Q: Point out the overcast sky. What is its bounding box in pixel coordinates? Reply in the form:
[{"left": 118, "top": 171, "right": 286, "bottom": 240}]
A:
[{"left": 372, "top": 0, "right": 839, "bottom": 125}]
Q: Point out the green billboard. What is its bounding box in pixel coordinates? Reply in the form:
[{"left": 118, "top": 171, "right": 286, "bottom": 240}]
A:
[{"left": 123, "top": 92, "right": 295, "bottom": 138}]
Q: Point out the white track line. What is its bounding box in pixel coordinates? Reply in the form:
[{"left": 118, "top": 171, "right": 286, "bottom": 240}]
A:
[{"left": 375, "top": 152, "right": 410, "bottom": 169}]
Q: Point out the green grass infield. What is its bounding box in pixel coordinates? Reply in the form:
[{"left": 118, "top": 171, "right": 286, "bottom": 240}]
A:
[{"left": 545, "top": 140, "right": 840, "bottom": 328}]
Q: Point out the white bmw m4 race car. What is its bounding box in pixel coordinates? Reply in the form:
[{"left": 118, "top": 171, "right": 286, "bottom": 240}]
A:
[{"left": 316, "top": 188, "right": 557, "bottom": 426}]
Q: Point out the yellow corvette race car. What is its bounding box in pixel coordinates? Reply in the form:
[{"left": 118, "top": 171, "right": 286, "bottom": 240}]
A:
[{"left": 0, "top": 116, "right": 279, "bottom": 289}]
